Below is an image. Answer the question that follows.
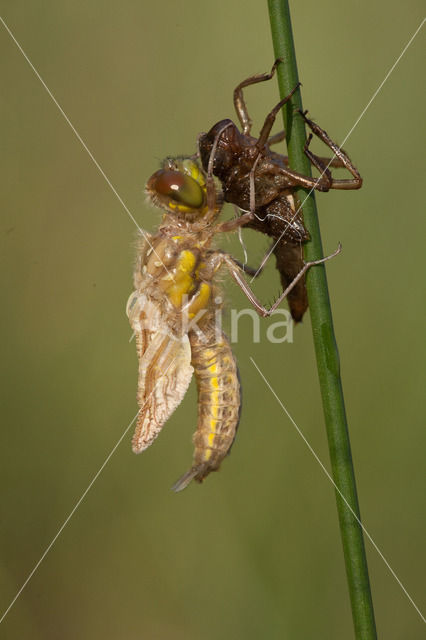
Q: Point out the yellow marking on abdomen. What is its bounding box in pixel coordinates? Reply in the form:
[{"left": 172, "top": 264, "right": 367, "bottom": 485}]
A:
[
  {"left": 188, "top": 330, "right": 241, "bottom": 482},
  {"left": 202, "top": 380, "right": 221, "bottom": 459}
]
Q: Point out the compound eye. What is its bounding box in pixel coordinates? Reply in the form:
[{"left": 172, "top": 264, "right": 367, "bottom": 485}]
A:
[{"left": 152, "top": 169, "right": 204, "bottom": 209}]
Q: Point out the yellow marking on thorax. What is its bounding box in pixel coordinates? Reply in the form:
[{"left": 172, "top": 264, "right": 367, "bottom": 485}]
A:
[
  {"left": 167, "top": 275, "right": 195, "bottom": 307},
  {"left": 186, "top": 282, "right": 211, "bottom": 318},
  {"left": 177, "top": 250, "right": 196, "bottom": 273},
  {"left": 163, "top": 250, "right": 197, "bottom": 307}
]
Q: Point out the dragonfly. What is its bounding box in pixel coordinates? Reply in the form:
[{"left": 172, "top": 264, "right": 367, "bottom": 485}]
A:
[
  {"left": 127, "top": 156, "right": 339, "bottom": 490},
  {"left": 198, "top": 60, "right": 362, "bottom": 322}
]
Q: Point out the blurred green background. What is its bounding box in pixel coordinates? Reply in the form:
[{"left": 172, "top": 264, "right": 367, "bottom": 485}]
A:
[{"left": 1, "top": 2, "right": 425, "bottom": 638}]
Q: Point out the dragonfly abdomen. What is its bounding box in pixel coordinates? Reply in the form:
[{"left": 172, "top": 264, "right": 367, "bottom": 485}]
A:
[{"left": 172, "top": 329, "right": 241, "bottom": 491}]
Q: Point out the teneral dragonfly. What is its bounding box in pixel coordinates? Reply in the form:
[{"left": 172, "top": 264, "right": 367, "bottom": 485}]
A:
[{"left": 127, "top": 157, "right": 339, "bottom": 490}]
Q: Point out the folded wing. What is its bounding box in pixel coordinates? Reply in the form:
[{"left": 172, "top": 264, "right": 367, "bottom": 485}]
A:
[{"left": 127, "top": 292, "right": 194, "bottom": 453}]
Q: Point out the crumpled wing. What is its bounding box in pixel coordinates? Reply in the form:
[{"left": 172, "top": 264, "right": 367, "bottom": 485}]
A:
[{"left": 127, "top": 291, "right": 194, "bottom": 453}]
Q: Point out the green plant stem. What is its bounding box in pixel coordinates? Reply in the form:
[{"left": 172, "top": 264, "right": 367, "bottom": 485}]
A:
[{"left": 267, "top": 2, "right": 377, "bottom": 638}]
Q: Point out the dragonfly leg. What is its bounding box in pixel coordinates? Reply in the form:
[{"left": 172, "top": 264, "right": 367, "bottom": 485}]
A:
[{"left": 222, "top": 244, "right": 342, "bottom": 317}]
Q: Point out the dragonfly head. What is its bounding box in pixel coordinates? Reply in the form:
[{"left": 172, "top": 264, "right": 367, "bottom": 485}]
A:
[{"left": 146, "top": 158, "right": 218, "bottom": 223}]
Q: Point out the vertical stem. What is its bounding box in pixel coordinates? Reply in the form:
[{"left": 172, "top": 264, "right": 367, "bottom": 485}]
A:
[{"left": 267, "top": 2, "right": 377, "bottom": 638}]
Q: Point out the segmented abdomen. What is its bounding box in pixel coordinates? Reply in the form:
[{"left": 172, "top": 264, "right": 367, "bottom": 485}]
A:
[{"left": 172, "top": 328, "right": 241, "bottom": 491}]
